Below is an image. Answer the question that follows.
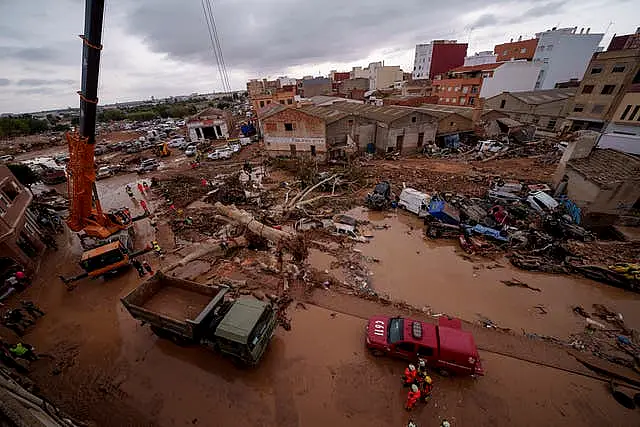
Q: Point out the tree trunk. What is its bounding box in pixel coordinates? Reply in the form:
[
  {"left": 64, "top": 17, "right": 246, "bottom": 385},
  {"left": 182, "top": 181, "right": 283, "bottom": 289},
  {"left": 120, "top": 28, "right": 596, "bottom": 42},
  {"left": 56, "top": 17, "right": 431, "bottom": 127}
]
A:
[{"left": 214, "top": 203, "right": 294, "bottom": 243}]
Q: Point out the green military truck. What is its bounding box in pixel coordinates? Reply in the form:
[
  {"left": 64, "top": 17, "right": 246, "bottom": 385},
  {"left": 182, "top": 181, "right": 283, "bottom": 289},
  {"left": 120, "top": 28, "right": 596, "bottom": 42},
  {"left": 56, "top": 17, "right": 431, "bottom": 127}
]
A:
[{"left": 121, "top": 272, "right": 278, "bottom": 365}]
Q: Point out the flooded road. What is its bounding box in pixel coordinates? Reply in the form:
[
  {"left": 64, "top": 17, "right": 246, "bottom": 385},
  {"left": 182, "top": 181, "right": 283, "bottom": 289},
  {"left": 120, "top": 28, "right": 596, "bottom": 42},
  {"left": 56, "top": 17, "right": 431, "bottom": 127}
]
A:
[{"left": 328, "top": 208, "right": 640, "bottom": 339}]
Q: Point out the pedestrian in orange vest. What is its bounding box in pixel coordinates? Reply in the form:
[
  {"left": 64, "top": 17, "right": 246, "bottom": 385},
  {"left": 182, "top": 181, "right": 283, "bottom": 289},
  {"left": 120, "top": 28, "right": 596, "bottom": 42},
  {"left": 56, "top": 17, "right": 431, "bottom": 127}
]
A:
[
  {"left": 405, "top": 384, "right": 421, "bottom": 411},
  {"left": 402, "top": 364, "right": 417, "bottom": 386},
  {"left": 137, "top": 182, "right": 144, "bottom": 194},
  {"left": 140, "top": 199, "right": 149, "bottom": 215}
]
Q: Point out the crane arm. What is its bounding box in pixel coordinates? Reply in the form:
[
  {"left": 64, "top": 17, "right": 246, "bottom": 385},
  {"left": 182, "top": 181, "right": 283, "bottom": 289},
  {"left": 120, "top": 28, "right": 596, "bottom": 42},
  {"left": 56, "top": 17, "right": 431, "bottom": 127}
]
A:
[{"left": 66, "top": 0, "right": 125, "bottom": 239}]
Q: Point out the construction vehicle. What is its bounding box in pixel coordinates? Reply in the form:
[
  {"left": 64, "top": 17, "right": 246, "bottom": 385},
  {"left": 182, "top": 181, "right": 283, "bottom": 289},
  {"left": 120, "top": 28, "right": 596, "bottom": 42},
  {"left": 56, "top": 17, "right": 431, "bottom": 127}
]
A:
[
  {"left": 60, "top": 0, "right": 148, "bottom": 284},
  {"left": 155, "top": 142, "right": 171, "bottom": 157},
  {"left": 121, "top": 273, "right": 278, "bottom": 365}
]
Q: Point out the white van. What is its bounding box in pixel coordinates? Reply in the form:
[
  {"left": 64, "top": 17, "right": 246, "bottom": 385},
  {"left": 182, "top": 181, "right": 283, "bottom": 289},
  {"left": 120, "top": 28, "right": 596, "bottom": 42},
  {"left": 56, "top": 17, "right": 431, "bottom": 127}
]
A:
[{"left": 398, "top": 188, "right": 431, "bottom": 218}]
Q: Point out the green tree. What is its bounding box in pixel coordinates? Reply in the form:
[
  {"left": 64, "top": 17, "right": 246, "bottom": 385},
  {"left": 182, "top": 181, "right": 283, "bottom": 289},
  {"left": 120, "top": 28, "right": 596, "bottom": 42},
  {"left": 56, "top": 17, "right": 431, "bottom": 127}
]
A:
[{"left": 102, "top": 108, "right": 125, "bottom": 121}]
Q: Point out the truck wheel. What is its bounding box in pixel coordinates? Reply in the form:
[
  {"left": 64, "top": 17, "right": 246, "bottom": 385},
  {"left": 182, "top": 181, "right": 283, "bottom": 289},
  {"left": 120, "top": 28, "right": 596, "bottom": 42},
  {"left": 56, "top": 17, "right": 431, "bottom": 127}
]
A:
[{"left": 369, "top": 348, "right": 385, "bottom": 357}]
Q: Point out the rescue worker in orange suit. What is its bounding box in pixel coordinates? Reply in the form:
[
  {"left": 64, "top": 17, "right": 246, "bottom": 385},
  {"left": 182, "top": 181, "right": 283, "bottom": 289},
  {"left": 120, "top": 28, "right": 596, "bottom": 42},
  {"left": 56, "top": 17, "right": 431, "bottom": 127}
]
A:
[
  {"left": 405, "top": 384, "right": 421, "bottom": 411},
  {"left": 421, "top": 375, "right": 433, "bottom": 402},
  {"left": 402, "top": 364, "right": 417, "bottom": 386}
]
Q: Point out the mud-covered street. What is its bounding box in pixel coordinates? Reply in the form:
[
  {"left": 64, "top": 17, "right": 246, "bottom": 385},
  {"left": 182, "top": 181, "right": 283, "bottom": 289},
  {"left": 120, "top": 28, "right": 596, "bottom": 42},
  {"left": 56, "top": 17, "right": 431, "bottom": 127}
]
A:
[{"left": 0, "top": 138, "right": 638, "bottom": 427}]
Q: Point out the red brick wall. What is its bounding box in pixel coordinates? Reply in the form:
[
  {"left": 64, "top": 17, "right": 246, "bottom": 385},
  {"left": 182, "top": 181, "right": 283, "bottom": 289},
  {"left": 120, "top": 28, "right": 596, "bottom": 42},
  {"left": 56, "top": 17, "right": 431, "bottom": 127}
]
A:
[
  {"left": 430, "top": 43, "right": 468, "bottom": 79},
  {"left": 494, "top": 39, "right": 538, "bottom": 62}
]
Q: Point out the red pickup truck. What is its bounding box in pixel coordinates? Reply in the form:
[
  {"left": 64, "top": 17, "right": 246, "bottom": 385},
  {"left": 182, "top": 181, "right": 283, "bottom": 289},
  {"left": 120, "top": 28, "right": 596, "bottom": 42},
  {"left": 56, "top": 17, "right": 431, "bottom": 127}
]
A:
[{"left": 365, "top": 315, "right": 484, "bottom": 376}]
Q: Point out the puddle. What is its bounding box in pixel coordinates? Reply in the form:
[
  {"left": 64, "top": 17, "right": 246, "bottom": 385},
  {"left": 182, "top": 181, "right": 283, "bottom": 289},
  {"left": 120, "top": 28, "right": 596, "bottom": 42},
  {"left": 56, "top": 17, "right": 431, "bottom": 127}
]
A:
[{"left": 345, "top": 207, "right": 640, "bottom": 338}]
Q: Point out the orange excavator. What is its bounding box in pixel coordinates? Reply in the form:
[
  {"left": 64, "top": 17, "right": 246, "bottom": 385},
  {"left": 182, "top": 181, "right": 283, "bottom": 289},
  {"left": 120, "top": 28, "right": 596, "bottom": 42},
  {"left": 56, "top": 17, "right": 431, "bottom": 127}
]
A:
[{"left": 61, "top": 0, "right": 149, "bottom": 287}]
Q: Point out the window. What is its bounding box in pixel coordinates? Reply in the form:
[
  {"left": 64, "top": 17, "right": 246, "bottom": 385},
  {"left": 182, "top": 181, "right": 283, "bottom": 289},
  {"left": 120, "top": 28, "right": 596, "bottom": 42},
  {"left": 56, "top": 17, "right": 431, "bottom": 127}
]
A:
[
  {"left": 601, "top": 85, "right": 616, "bottom": 95},
  {"left": 612, "top": 65, "right": 626, "bottom": 73},
  {"left": 591, "top": 66, "right": 603, "bottom": 74},
  {"left": 454, "top": 86, "right": 460, "bottom": 92},
  {"left": 531, "top": 117, "right": 540, "bottom": 125},
  {"left": 547, "top": 45, "right": 553, "bottom": 51},
  {"left": 520, "top": 48, "right": 527, "bottom": 54},
  {"left": 620, "top": 105, "right": 632, "bottom": 120},
  {"left": 462, "top": 86, "right": 469, "bottom": 94},
  {"left": 592, "top": 104, "right": 605, "bottom": 114},
  {"left": 634, "top": 70, "right": 640, "bottom": 84},
  {"left": 546, "top": 119, "right": 557, "bottom": 130},
  {"left": 411, "top": 116, "right": 417, "bottom": 123},
  {"left": 417, "top": 132, "right": 424, "bottom": 148},
  {"left": 284, "top": 123, "right": 294, "bottom": 131},
  {"left": 447, "top": 87, "right": 452, "bottom": 92},
  {"left": 279, "top": 100, "right": 285, "bottom": 104},
  {"left": 573, "top": 104, "right": 584, "bottom": 112},
  {"left": 503, "top": 50, "right": 508, "bottom": 55},
  {"left": 417, "top": 345, "right": 434, "bottom": 357},
  {"left": 310, "top": 145, "right": 316, "bottom": 157},
  {"left": 395, "top": 342, "right": 415, "bottom": 353},
  {"left": 2, "top": 183, "right": 19, "bottom": 201},
  {"left": 500, "top": 99, "right": 506, "bottom": 109},
  {"left": 459, "top": 97, "right": 465, "bottom": 105},
  {"left": 287, "top": 98, "right": 293, "bottom": 105},
  {"left": 468, "top": 97, "right": 475, "bottom": 105},
  {"left": 582, "top": 85, "right": 594, "bottom": 94},
  {"left": 348, "top": 119, "right": 354, "bottom": 126},
  {"left": 259, "top": 100, "right": 265, "bottom": 108},
  {"left": 471, "top": 86, "right": 478, "bottom": 94},
  {"left": 629, "top": 106, "right": 640, "bottom": 121}
]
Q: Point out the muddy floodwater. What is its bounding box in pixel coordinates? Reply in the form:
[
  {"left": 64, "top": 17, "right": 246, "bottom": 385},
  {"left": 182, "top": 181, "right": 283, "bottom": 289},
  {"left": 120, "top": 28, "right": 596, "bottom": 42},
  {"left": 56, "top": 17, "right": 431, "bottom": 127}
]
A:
[{"left": 314, "top": 208, "right": 640, "bottom": 338}]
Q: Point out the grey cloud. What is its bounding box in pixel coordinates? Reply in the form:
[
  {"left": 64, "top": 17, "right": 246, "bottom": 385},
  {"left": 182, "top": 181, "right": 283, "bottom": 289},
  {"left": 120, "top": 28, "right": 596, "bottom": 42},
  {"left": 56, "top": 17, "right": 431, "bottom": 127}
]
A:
[
  {"left": 0, "top": 78, "right": 10, "bottom": 86},
  {"left": 122, "top": 0, "right": 509, "bottom": 73},
  {"left": 0, "top": 46, "right": 76, "bottom": 65},
  {"left": 523, "top": 1, "right": 567, "bottom": 18},
  {"left": 14, "top": 87, "right": 59, "bottom": 96},
  {"left": 470, "top": 14, "right": 500, "bottom": 30},
  {"left": 17, "top": 78, "right": 75, "bottom": 86}
]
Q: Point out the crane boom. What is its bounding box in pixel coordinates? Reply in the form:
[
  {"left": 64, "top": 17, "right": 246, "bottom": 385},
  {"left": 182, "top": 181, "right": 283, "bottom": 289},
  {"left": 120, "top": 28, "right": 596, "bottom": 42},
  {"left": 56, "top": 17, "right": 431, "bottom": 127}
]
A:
[{"left": 66, "top": 0, "right": 127, "bottom": 239}]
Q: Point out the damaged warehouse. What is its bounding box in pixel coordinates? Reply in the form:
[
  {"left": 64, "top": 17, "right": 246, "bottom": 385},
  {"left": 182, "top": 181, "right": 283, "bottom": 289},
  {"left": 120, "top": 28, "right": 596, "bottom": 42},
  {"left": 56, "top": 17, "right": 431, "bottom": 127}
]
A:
[{"left": 187, "top": 107, "right": 232, "bottom": 143}]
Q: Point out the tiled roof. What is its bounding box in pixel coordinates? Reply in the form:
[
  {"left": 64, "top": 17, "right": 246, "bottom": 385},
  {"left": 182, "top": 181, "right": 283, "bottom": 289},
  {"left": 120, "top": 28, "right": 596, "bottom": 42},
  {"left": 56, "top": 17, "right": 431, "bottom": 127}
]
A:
[
  {"left": 568, "top": 149, "right": 640, "bottom": 188},
  {"left": 449, "top": 62, "right": 503, "bottom": 73}
]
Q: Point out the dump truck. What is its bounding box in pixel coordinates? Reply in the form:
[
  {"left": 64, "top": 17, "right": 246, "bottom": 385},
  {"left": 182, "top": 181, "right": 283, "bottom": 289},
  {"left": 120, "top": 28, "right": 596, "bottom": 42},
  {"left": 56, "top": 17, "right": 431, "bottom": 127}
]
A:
[{"left": 121, "top": 273, "right": 278, "bottom": 365}]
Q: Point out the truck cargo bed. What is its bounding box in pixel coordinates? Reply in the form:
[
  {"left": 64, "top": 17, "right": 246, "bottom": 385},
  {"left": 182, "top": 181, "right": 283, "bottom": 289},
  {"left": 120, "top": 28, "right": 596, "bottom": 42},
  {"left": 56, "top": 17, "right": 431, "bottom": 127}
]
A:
[{"left": 121, "top": 273, "right": 228, "bottom": 340}]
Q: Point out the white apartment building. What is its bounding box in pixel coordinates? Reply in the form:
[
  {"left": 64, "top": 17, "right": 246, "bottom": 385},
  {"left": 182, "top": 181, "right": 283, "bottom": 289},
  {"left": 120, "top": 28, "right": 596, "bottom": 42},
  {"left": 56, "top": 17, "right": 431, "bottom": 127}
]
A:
[
  {"left": 413, "top": 43, "right": 434, "bottom": 80},
  {"left": 464, "top": 51, "right": 497, "bottom": 67},
  {"left": 533, "top": 27, "right": 603, "bottom": 90},
  {"left": 277, "top": 76, "right": 297, "bottom": 87},
  {"left": 479, "top": 61, "right": 542, "bottom": 99}
]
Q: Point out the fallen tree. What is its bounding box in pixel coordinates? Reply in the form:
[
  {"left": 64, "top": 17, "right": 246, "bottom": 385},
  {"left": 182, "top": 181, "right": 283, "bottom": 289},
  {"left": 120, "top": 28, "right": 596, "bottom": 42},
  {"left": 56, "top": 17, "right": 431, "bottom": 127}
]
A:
[
  {"left": 164, "top": 237, "right": 247, "bottom": 273},
  {"left": 214, "top": 202, "right": 308, "bottom": 261}
]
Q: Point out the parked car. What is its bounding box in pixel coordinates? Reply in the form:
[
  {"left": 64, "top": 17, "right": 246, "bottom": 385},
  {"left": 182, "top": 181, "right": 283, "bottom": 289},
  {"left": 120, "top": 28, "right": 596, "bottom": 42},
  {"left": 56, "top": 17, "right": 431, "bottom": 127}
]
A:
[
  {"left": 239, "top": 137, "right": 251, "bottom": 146},
  {"left": 136, "top": 159, "right": 160, "bottom": 174},
  {"left": 228, "top": 143, "right": 241, "bottom": 153},
  {"left": 94, "top": 145, "right": 107, "bottom": 156},
  {"left": 168, "top": 138, "right": 186, "bottom": 149},
  {"left": 398, "top": 188, "right": 431, "bottom": 218},
  {"left": 126, "top": 143, "right": 144, "bottom": 154},
  {"left": 96, "top": 166, "right": 113, "bottom": 180},
  {"left": 207, "top": 148, "right": 233, "bottom": 160},
  {"left": 0, "top": 155, "right": 14, "bottom": 163},
  {"left": 54, "top": 154, "right": 69, "bottom": 165},
  {"left": 365, "top": 315, "right": 484, "bottom": 376},
  {"left": 184, "top": 145, "right": 197, "bottom": 157}
]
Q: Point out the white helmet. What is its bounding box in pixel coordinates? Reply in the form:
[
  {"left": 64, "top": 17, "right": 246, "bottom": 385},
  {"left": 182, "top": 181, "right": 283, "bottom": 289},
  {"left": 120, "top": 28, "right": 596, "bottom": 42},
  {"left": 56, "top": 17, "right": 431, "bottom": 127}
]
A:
[
  {"left": 408, "top": 364, "right": 416, "bottom": 371},
  {"left": 441, "top": 421, "right": 451, "bottom": 427},
  {"left": 411, "top": 384, "right": 419, "bottom": 392},
  {"left": 418, "top": 359, "right": 426, "bottom": 368}
]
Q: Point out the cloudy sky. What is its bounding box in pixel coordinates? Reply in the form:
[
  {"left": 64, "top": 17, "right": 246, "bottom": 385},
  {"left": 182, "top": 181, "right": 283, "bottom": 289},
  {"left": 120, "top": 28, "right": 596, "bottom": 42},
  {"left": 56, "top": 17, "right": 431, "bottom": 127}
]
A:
[{"left": 0, "top": 0, "right": 636, "bottom": 113}]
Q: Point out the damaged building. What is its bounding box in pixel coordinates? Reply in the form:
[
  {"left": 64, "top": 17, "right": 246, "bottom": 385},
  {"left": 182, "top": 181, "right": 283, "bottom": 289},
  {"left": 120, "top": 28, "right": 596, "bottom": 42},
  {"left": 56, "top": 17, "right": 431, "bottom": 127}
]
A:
[
  {"left": 187, "top": 108, "right": 232, "bottom": 143},
  {"left": 554, "top": 131, "right": 640, "bottom": 226},
  {"left": 0, "top": 165, "right": 45, "bottom": 274}
]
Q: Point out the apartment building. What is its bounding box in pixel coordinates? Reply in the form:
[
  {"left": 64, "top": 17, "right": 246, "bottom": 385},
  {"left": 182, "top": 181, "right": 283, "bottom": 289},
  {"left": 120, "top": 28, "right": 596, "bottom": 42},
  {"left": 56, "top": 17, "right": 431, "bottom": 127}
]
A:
[
  {"left": 412, "top": 40, "right": 468, "bottom": 80},
  {"left": 494, "top": 37, "right": 538, "bottom": 62},
  {"left": 533, "top": 27, "right": 603, "bottom": 90},
  {"left": 433, "top": 63, "right": 502, "bottom": 106},
  {"left": 568, "top": 37, "right": 640, "bottom": 131},
  {"left": 463, "top": 51, "right": 497, "bottom": 67},
  {"left": 0, "top": 165, "right": 45, "bottom": 274}
]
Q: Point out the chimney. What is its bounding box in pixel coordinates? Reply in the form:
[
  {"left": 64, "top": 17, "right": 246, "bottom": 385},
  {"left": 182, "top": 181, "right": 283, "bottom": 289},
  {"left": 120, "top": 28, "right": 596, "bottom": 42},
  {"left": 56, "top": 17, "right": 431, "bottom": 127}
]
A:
[
  {"left": 518, "top": 35, "right": 522, "bottom": 41},
  {"left": 552, "top": 27, "right": 557, "bottom": 31},
  {"left": 510, "top": 38, "right": 513, "bottom": 43},
  {"left": 586, "top": 28, "right": 590, "bottom": 34},
  {"left": 580, "top": 28, "right": 584, "bottom": 34}
]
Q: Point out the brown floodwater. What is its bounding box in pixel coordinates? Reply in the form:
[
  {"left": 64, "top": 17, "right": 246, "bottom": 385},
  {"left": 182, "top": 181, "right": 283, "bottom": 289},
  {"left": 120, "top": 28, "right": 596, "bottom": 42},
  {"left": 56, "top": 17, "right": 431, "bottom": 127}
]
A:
[{"left": 315, "top": 208, "right": 640, "bottom": 338}]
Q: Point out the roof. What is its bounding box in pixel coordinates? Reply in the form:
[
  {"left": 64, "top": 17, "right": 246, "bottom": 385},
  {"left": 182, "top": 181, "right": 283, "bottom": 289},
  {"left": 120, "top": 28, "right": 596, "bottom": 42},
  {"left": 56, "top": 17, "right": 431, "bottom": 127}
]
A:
[
  {"left": 215, "top": 297, "right": 269, "bottom": 344},
  {"left": 189, "top": 107, "right": 225, "bottom": 121},
  {"left": 449, "top": 62, "right": 503, "bottom": 73},
  {"left": 411, "top": 104, "right": 474, "bottom": 120},
  {"left": 329, "top": 102, "right": 436, "bottom": 123},
  {"left": 506, "top": 88, "right": 576, "bottom": 105},
  {"left": 300, "top": 106, "right": 351, "bottom": 123},
  {"left": 568, "top": 149, "right": 640, "bottom": 188},
  {"left": 259, "top": 104, "right": 288, "bottom": 119},
  {"left": 495, "top": 117, "right": 523, "bottom": 127}
]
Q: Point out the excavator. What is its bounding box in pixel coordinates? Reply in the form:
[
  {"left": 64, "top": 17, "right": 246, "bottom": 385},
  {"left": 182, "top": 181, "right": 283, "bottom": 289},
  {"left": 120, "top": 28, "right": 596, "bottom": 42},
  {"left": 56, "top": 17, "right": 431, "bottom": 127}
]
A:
[{"left": 60, "top": 0, "right": 150, "bottom": 287}]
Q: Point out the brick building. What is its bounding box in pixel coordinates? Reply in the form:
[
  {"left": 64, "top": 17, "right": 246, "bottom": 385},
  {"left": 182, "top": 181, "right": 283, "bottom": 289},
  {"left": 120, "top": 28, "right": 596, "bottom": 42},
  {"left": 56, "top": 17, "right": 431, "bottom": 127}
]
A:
[
  {"left": 484, "top": 88, "right": 576, "bottom": 132},
  {"left": 0, "top": 165, "right": 45, "bottom": 274},
  {"left": 568, "top": 38, "right": 640, "bottom": 131},
  {"left": 433, "top": 62, "right": 502, "bottom": 106},
  {"left": 494, "top": 37, "right": 538, "bottom": 62}
]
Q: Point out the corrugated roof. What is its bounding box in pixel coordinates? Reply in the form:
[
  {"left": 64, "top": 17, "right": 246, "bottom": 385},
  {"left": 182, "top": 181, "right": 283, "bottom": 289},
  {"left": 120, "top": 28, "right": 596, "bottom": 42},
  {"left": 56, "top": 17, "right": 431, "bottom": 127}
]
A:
[
  {"left": 568, "top": 149, "right": 640, "bottom": 188},
  {"left": 411, "top": 104, "right": 474, "bottom": 120},
  {"left": 449, "top": 62, "right": 503, "bottom": 73},
  {"left": 508, "top": 88, "right": 576, "bottom": 105},
  {"left": 300, "top": 105, "right": 351, "bottom": 123},
  {"left": 259, "top": 104, "right": 288, "bottom": 119},
  {"left": 328, "top": 103, "right": 433, "bottom": 123}
]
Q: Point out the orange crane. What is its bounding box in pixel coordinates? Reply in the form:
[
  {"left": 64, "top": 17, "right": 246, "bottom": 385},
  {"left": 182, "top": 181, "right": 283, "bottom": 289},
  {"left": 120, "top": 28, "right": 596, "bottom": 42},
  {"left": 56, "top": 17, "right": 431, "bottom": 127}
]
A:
[{"left": 61, "top": 0, "right": 149, "bottom": 287}]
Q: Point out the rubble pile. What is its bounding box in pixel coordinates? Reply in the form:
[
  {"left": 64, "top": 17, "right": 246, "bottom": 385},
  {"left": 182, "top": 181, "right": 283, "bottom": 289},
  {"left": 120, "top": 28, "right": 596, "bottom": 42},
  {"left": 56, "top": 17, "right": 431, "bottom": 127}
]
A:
[{"left": 154, "top": 175, "right": 210, "bottom": 209}]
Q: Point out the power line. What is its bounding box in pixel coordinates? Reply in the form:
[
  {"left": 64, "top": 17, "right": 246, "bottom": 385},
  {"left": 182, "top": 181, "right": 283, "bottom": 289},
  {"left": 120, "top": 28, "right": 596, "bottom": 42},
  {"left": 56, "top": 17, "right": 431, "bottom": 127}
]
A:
[{"left": 201, "top": 0, "right": 231, "bottom": 93}]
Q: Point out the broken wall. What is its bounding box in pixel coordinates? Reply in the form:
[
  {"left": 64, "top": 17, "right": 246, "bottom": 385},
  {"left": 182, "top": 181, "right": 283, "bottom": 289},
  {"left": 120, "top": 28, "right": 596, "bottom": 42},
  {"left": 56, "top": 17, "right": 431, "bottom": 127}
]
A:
[{"left": 263, "top": 109, "right": 327, "bottom": 159}]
